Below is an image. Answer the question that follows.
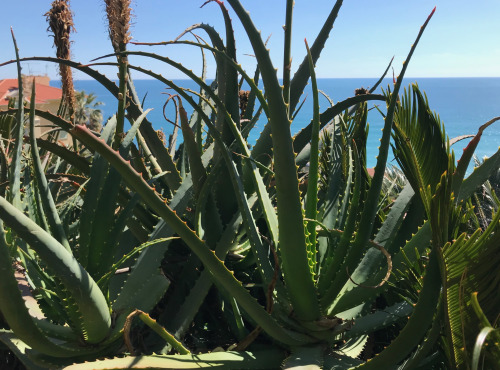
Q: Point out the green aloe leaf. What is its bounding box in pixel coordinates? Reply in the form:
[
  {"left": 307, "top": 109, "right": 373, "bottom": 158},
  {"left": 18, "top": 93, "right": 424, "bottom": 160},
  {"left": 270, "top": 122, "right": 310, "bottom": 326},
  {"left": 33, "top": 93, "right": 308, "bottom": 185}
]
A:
[
  {"left": 226, "top": 0, "right": 320, "bottom": 321},
  {"left": 304, "top": 39, "right": 321, "bottom": 272},
  {"left": 167, "top": 210, "right": 244, "bottom": 339},
  {"left": 34, "top": 137, "right": 91, "bottom": 173},
  {"left": 63, "top": 349, "right": 287, "bottom": 369},
  {"left": 178, "top": 99, "right": 206, "bottom": 194},
  {"left": 78, "top": 116, "right": 116, "bottom": 269},
  {"left": 454, "top": 119, "right": 500, "bottom": 199},
  {"left": 0, "top": 240, "right": 83, "bottom": 357},
  {"left": 288, "top": 0, "right": 344, "bottom": 114},
  {"left": 283, "top": 345, "right": 324, "bottom": 369},
  {"left": 8, "top": 29, "right": 25, "bottom": 209},
  {"left": 0, "top": 196, "right": 111, "bottom": 344},
  {"left": 28, "top": 82, "right": 71, "bottom": 252},
  {"left": 294, "top": 94, "right": 385, "bottom": 168},
  {"left": 282, "top": 0, "right": 294, "bottom": 108}
]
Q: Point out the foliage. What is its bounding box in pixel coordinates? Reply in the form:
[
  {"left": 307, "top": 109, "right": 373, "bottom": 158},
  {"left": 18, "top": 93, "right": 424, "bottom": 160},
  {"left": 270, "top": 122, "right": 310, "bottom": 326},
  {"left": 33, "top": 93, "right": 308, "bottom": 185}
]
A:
[
  {"left": 470, "top": 156, "right": 500, "bottom": 229},
  {"left": 0, "top": 1, "right": 498, "bottom": 369},
  {"left": 74, "top": 90, "right": 103, "bottom": 132}
]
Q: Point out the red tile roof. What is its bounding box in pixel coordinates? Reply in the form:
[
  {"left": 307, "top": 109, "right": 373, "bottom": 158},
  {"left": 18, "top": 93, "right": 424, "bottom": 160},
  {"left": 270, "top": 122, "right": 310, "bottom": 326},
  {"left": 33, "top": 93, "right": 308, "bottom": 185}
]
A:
[{"left": 0, "top": 78, "right": 62, "bottom": 106}]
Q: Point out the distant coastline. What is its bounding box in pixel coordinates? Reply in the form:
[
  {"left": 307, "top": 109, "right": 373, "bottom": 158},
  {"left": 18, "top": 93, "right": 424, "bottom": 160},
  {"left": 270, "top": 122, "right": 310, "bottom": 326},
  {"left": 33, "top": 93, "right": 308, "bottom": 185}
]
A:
[{"left": 52, "top": 77, "right": 500, "bottom": 168}]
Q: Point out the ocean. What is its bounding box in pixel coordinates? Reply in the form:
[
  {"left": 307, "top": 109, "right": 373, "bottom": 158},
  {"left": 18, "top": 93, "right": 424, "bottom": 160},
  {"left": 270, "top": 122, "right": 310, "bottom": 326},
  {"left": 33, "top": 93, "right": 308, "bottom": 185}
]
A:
[{"left": 53, "top": 78, "right": 500, "bottom": 169}]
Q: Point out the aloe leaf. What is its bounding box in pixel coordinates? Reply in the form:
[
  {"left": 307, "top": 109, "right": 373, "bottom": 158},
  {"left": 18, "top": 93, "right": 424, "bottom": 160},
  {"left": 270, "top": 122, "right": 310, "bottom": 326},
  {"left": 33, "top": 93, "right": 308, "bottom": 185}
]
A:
[
  {"left": 324, "top": 353, "right": 363, "bottom": 369},
  {"left": 28, "top": 82, "right": 71, "bottom": 252},
  {"left": 179, "top": 100, "right": 206, "bottom": 194},
  {"left": 112, "top": 257, "right": 170, "bottom": 314},
  {"left": 304, "top": 39, "right": 321, "bottom": 271},
  {"left": 453, "top": 117, "right": 500, "bottom": 197},
  {"left": 78, "top": 116, "right": 116, "bottom": 268},
  {"left": 0, "top": 196, "right": 111, "bottom": 343},
  {"left": 0, "top": 223, "right": 92, "bottom": 356},
  {"left": 343, "top": 302, "right": 413, "bottom": 341},
  {"left": 337, "top": 8, "right": 436, "bottom": 300},
  {"left": 316, "top": 134, "right": 348, "bottom": 267},
  {"left": 120, "top": 108, "right": 152, "bottom": 154},
  {"left": 0, "top": 330, "right": 55, "bottom": 369},
  {"left": 0, "top": 139, "right": 9, "bottom": 192},
  {"left": 336, "top": 184, "right": 415, "bottom": 300},
  {"left": 319, "top": 143, "right": 362, "bottom": 307},
  {"left": 458, "top": 148, "right": 500, "bottom": 203},
  {"left": 289, "top": 0, "right": 343, "bottom": 114},
  {"left": 283, "top": 345, "right": 324, "bottom": 369},
  {"left": 70, "top": 124, "right": 312, "bottom": 346},
  {"left": 34, "top": 137, "right": 91, "bottom": 173},
  {"left": 63, "top": 349, "right": 287, "bottom": 369},
  {"left": 98, "top": 237, "right": 175, "bottom": 288},
  {"left": 115, "top": 153, "right": 208, "bottom": 314},
  {"left": 241, "top": 105, "right": 263, "bottom": 139},
  {"left": 341, "top": 339, "right": 370, "bottom": 363},
  {"left": 294, "top": 94, "right": 385, "bottom": 167},
  {"left": 369, "top": 56, "right": 394, "bottom": 94},
  {"left": 245, "top": 156, "right": 279, "bottom": 248},
  {"left": 243, "top": 64, "right": 261, "bottom": 121},
  {"left": 226, "top": 0, "right": 320, "bottom": 321},
  {"left": 24, "top": 165, "right": 50, "bottom": 233},
  {"left": 87, "top": 155, "right": 129, "bottom": 280},
  {"left": 34, "top": 318, "right": 79, "bottom": 342},
  {"left": 214, "top": 0, "right": 240, "bottom": 141},
  {"left": 193, "top": 161, "right": 223, "bottom": 245},
  {"left": 282, "top": 0, "right": 294, "bottom": 108},
  {"left": 168, "top": 210, "right": 244, "bottom": 339},
  {"left": 192, "top": 36, "right": 208, "bottom": 152},
  {"left": 136, "top": 129, "right": 166, "bottom": 180},
  {"left": 8, "top": 29, "right": 25, "bottom": 209},
  {"left": 175, "top": 23, "right": 225, "bottom": 50}
]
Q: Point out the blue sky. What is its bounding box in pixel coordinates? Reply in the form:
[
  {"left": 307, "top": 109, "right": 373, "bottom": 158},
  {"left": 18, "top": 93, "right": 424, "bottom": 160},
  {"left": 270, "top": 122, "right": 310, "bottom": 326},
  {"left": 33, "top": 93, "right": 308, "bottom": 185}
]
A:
[{"left": 1, "top": 1, "right": 499, "bottom": 80}]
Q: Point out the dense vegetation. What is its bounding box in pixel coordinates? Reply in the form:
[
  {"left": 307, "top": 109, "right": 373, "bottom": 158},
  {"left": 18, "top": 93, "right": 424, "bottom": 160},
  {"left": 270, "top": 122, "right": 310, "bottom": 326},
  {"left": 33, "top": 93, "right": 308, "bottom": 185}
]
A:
[{"left": 0, "top": 1, "right": 499, "bottom": 369}]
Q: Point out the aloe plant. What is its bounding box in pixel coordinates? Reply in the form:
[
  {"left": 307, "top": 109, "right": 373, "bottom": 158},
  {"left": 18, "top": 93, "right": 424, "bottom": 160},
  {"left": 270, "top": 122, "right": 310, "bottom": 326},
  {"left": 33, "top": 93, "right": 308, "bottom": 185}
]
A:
[
  {"left": 0, "top": 80, "right": 181, "bottom": 364},
  {"left": 1, "top": 1, "right": 499, "bottom": 369}
]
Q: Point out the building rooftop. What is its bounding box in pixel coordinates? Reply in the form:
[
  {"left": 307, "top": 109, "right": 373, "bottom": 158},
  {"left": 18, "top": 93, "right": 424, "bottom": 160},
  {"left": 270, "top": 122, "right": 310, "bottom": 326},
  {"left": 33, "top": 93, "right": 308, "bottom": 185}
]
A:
[{"left": 0, "top": 77, "right": 62, "bottom": 106}]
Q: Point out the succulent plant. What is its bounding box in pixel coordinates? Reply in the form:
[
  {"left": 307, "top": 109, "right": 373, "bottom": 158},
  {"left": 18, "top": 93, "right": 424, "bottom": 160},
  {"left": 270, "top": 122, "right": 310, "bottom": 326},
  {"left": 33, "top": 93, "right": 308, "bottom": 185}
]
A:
[{"left": 0, "top": 1, "right": 498, "bottom": 369}]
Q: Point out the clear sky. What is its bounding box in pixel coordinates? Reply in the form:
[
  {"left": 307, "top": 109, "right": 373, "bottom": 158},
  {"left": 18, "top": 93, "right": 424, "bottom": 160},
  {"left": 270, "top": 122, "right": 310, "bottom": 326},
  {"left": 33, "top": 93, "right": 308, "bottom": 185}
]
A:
[{"left": 1, "top": 0, "right": 499, "bottom": 81}]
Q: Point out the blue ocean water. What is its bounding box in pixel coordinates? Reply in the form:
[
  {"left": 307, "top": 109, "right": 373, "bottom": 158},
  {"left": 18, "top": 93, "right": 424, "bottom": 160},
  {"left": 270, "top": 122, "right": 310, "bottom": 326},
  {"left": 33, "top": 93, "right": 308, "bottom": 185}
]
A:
[{"left": 53, "top": 78, "right": 500, "bottom": 168}]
